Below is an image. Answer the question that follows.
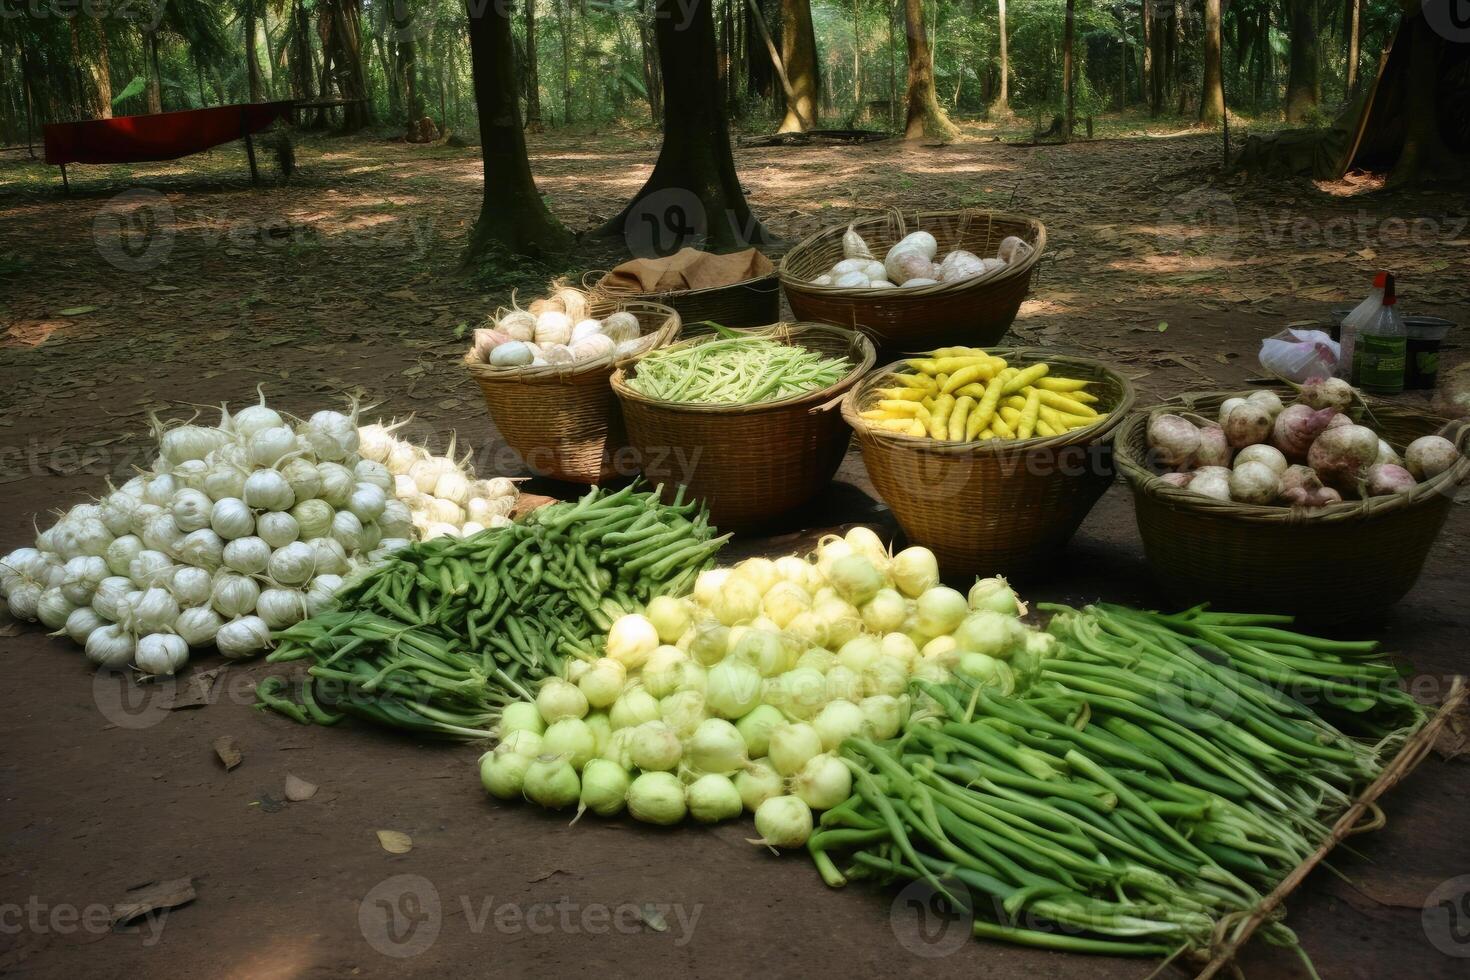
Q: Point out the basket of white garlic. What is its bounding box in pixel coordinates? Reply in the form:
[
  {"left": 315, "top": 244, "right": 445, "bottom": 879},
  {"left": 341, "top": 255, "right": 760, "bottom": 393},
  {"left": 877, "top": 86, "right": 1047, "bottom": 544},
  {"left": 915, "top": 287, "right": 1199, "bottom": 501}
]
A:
[
  {"left": 463, "top": 285, "right": 680, "bottom": 484},
  {"left": 0, "top": 392, "right": 519, "bottom": 677},
  {"left": 779, "top": 209, "right": 1046, "bottom": 351}
]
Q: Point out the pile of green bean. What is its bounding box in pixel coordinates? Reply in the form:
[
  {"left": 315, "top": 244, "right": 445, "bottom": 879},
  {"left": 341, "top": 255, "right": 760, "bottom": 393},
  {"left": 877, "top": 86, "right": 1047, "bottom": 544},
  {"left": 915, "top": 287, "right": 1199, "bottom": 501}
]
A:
[
  {"left": 809, "top": 605, "right": 1425, "bottom": 962},
  {"left": 256, "top": 484, "right": 729, "bottom": 738},
  {"left": 625, "top": 335, "right": 851, "bottom": 405}
]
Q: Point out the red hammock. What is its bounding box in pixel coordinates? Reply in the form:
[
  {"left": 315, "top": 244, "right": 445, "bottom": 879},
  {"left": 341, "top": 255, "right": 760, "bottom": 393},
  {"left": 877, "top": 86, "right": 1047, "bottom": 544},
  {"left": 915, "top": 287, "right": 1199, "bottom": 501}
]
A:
[{"left": 43, "top": 101, "right": 293, "bottom": 166}]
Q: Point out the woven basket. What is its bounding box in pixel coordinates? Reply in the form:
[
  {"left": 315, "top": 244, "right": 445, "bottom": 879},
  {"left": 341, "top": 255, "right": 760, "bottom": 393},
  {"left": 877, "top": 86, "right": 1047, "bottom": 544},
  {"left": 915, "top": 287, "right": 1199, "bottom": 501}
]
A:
[
  {"left": 1115, "top": 391, "right": 1470, "bottom": 620},
  {"left": 610, "top": 323, "right": 876, "bottom": 534},
  {"left": 841, "top": 350, "right": 1135, "bottom": 580},
  {"left": 586, "top": 269, "right": 781, "bottom": 330},
  {"left": 464, "top": 299, "right": 679, "bottom": 484},
  {"left": 780, "top": 209, "right": 1046, "bottom": 351}
]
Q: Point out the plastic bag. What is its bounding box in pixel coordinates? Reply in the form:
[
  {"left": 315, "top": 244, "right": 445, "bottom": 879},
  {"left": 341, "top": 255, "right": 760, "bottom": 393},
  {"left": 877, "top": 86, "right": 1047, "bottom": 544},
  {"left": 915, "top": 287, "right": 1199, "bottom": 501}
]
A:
[{"left": 1259, "top": 328, "right": 1341, "bottom": 382}]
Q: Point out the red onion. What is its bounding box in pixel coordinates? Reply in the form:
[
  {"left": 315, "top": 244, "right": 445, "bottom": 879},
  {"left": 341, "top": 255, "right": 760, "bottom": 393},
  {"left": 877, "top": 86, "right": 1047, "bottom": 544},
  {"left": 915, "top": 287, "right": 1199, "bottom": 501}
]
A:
[
  {"left": 1298, "top": 377, "right": 1355, "bottom": 413},
  {"left": 1229, "top": 461, "right": 1282, "bottom": 505},
  {"left": 1281, "top": 485, "right": 1343, "bottom": 508},
  {"left": 1280, "top": 464, "right": 1323, "bottom": 494},
  {"left": 1221, "top": 403, "right": 1272, "bottom": 448},
  {"left": 1194, "top": 426, "right": 1232, "bottom": 468},
  {"left": 1147, "top": 414, "right": 1201, "bottom": 469},
  {"left": 1366, "top": 463, "right": 1416, "bottom": 496},
  {"left": 1404, "top": 435, "right": 1460, "bottom": 480},
  {"left": 1270, "top": 404, "right": 1338, "bottom": 462},
  {"left": 1308, "top": 424, "right": 1380, "bottom": 490}
]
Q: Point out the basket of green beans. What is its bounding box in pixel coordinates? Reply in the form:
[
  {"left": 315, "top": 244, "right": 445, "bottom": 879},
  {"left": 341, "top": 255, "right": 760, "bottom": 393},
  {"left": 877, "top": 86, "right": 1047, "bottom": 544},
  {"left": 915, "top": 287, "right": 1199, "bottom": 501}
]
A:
[{"left": 611, "top": 323, "right": 875, "bottom": 534}]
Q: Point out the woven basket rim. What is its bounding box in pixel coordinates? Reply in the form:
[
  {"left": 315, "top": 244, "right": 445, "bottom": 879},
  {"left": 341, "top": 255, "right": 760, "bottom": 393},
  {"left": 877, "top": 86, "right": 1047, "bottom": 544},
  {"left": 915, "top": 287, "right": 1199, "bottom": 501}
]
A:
[
  {"left": 1115, "top": 390, "right": 1470, "bottom": 525},
  {"left": 610, "top": 322, "right": 876, "bottom": 415},
  {"left": 778, "top": 208, "right": 1047, "bottom": 300},
  {"left": 840, "top": 348, "right": 1136, "bottom": 454},
  {"left": 583, "top": 268, "right": 780, "bottom": 301},
  {"left": 463, "top": 299, "right": 679, "bottom": 382}
]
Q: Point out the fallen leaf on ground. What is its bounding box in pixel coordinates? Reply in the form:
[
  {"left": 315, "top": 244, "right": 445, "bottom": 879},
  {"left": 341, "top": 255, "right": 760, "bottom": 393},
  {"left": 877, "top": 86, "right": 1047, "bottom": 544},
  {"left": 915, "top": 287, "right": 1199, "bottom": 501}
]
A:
[
  {"left": 376, "top": 830, "right": 413, "bottom": 854},
  {"left": 58, "top": 305, "right": 98, "bottom": 316},
  {"left": 284, "top": 774, "right": 318, "bottom": 801},
  {"left": 170, "top": 667, "right": 224, "bottom": 711},
  {"left": 639, "top": 904, "right": 668, "bottom": 932},
  {"left": 213, "top": 736, "right": 242, "bottom": 771},
  {"left": 111, "top": 877, "right": 196, "bottom": 926}
]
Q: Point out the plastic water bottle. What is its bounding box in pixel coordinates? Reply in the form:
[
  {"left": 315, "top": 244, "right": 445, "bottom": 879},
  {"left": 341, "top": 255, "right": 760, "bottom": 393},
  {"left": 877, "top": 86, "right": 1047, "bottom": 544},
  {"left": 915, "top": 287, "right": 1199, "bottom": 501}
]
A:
[
  {"left": 1339, "top": 271, "right": 1386, "bottom": 383},
  {"left": 1354, "top": 273, "right": 1406, "bottom": 394}
]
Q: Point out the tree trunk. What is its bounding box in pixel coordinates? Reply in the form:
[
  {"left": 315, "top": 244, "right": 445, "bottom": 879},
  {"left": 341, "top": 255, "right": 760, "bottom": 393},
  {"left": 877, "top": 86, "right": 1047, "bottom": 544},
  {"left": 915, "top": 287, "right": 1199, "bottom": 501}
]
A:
[
  {"left": 777, "top": 0, "right": 819, "bottom": 131},
  {"left": 559, "top": 0, "right": 573, "bottom": 124},
  {"left": 524, "top": 0, "right": 543, "bottom": 129},
  {"left": 887, "top": 0, "right": 897, "bottom": 127},
  {"left": 394, "top": 1, "right": 420, "bottom": 127},
  {"left": 901, "top": 0, "right": 956, "bottom": 139},
  {"left": 1389, "top": 8, "right": 1457, "bottom": 186},
  {"left": 145, "top": 30, "right": 163, "bottom": 113},
  {"left": 1253, "top": 5, "right": 1267, "bottom": 104},
  {"left": 1199, "top": 0, "right": 1224, "bottom": 123},
  {"left": 639, "top": 0, "right": 663, "bottom": 124},
  {"left": 852, "top": 0, "right": 862, "bottom": 111},
  {"left": 993, "top": 0, "right": 1009, "bottom": 114},
  {"left": 463, "top": 0, "right": 571, "bottom": 263},
  {"left": 1285, "top": 0, "right": 1318, "bottom": 122},
  {"left": 1345, "top": 0, "right": 1360, "bottom": 92},
  {"left": 1142, "top": 0, "right": 1152, "bottom": 106},
  {"left": 321, "top": 0, "right": 373, "bottom": 129},
  {"left": 247, "top": 1, "right": 263, "bottom": 102},
  {"left": 1148, "top": 0, "right": 1166, "bottom": 115},
  {"left": 291, "top": 0, "right": 316, "bottom": 101},
  {"left": 600, "top": 0, "right": 766, "bottom": 251},
  {"left": 1062, "top": 0, "right": 1075, "bottom": 138},
  {"left": 94, "top": 15, "right": 113, "bottom": 118}
]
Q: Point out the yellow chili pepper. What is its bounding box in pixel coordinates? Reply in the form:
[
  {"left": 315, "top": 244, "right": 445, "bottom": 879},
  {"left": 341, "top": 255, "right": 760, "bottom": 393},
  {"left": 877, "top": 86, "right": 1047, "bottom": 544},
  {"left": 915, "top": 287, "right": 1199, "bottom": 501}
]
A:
[
  {"left": 1035, "top": 389, "right": 1097, "bottom": 418},
  {"left": 966, "top": 377, "right": 1005, "bottom": 439},
  {"left": 876, "top": 386, "right": 928, "bottom": 401},
  {"left": 948, "top": 396, "right": 975, "bottom": 441},
  {"left": 1016, "top": 388, "right": 1042, "bottom": 439},
  {"left": 926, "top": 394, "right": 955, "bottom": 439},
  {"left": 942, "top": 363, "right": 995, "bottom": 393},
  {"left": 954, "top": 382, "right": 989, "bottom": 400},
  {"left": 1002, "top": 363, "right": 1050, "bottom": 395},
  {"left": 876, "top": 399, "right": 926, "bottom": 416},
  {"left": 989, "top": 413, "right": 1015, "bottom": 438},
  {"left": 1036, "top": 376, "right": 1090, "bottom": 393},
  {"left": 1035, "top": 419, "right": 1058, "bottom": 438}
]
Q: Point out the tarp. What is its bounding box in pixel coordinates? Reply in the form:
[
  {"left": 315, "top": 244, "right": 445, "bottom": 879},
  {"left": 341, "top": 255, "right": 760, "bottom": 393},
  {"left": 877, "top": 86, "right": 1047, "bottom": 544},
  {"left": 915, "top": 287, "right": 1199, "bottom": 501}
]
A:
[{"left": 43, "top": 101, "right": 294, "bottom": 166}]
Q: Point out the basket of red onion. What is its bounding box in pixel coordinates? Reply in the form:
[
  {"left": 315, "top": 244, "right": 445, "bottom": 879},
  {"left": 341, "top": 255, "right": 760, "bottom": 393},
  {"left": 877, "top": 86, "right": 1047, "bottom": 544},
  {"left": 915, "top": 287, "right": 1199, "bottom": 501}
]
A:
[{"left": 1115, "top": 377, "right": 1469, "bottom": 619}]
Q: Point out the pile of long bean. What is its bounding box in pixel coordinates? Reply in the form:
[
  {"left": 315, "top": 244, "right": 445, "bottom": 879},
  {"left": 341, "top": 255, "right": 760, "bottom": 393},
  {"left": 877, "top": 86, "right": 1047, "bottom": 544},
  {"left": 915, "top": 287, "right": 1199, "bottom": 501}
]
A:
[
  {"left": 626, "top": 335, "right": 851, "bottom": 405},
  {"left": 256, "top": 484, "right": 729, "bottom": 738},
  {"left": 809, "top": 605, "right": 1425, "bottom": 962}
]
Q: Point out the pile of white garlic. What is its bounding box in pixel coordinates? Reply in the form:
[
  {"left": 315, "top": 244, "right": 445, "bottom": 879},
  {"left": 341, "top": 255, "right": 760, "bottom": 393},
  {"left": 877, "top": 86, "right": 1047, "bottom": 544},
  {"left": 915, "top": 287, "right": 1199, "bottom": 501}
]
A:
[
  {"left": 0, "top": 393, "right": 402, "bottom": 674},
  {"left": 356, "top": 421, "right": 519, "bottom": 541},
  {"left": 467, "top": 285, "right": 655, "bottom": 369},
  {"left": 0, "top": 397, "right": 524, "bottom": 676},
  {"left": 809, "top": 224, "right": 1033, "bottom": 290}
]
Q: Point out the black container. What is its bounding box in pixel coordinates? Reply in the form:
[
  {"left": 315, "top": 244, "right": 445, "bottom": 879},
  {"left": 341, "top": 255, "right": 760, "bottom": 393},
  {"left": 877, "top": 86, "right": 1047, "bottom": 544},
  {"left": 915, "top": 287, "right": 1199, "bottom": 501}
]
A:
[{"left": 1329, "top": 310, "right": 1454, "bottom": 390}]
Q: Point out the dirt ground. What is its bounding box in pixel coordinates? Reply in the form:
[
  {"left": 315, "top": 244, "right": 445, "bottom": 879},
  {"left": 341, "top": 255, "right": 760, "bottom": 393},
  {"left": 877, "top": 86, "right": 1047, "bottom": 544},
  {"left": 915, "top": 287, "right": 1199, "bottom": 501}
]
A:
[{"left": 1, "top": 126, "right": 1467, "bottom": 979}]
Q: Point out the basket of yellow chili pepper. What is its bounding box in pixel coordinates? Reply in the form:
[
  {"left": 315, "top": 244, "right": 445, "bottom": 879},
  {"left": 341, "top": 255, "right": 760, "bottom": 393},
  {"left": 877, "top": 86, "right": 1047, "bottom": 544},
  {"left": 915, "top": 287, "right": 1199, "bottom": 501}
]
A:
[{"left": 839, "top": 347, "right": 1136, "bottom": 579}]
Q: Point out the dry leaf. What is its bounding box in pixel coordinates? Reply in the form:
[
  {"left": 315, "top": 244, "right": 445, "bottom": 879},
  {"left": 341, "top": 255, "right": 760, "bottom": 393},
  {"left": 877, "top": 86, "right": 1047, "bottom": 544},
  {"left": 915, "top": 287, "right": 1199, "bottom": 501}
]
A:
[
  {"left": 213, "top": 735, "right": 242, "bottom": 771},
  {"left": 376, "top": 830, "right": 413, "bottom": 854},
  {"left": 170, "top": 667, "right": 224, "bottom": 711},
  {"left": 284, "top": 774, "right": 318, "bottom": 802},
  {"left": 111, "top": 877, "right": 196, "bottom": 926}
]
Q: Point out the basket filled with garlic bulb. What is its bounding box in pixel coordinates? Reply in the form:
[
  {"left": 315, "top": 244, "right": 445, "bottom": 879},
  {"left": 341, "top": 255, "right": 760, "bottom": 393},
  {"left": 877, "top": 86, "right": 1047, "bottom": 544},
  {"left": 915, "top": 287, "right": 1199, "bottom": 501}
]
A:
[
  {"left": 779, "top": 209, "right": 1045, "bottom": 351},
  {"left": 463, "top": 285, "right": 680, "bottom": 484}
]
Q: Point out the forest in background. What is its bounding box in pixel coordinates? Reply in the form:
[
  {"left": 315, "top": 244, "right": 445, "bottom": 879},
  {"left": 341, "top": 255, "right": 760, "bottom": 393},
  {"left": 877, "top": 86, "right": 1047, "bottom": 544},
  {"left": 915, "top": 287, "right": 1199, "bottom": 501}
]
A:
[{"left": 1, "top": 0, "right": 1403, "bottom": 147}]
